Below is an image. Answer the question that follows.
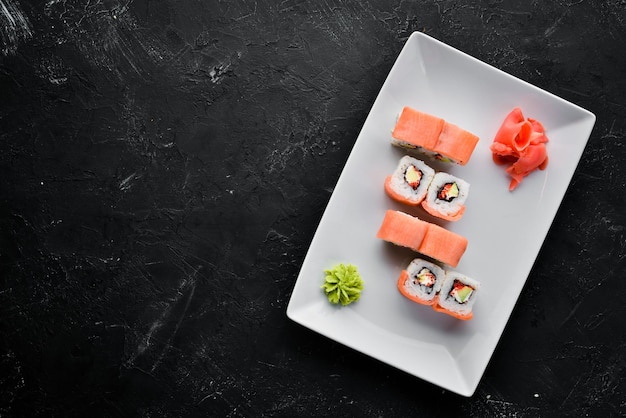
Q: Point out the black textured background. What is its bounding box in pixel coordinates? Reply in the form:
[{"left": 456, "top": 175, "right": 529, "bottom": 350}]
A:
[{"left": 1, "top": 0, "right": 625, "bottom": 416}]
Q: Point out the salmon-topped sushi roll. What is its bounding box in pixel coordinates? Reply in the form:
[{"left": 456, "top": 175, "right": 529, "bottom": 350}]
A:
[
  {"left": 433, "top": 121, "right": 480, "bottom": 165},
  {"left": 391, "top": 106, "right": 479, "bottom": 165},
  {"left": 375, "top": 210, "right": 429, "bottom": 252},
  {"left": 391, "top": 107, "right": 444, "bottom": 151},
  {"left": 418, "top": 222, "right": 468, "bottom": 268},
  {"left": 376, "top": 210, "right": 468, "bottom": 267}
]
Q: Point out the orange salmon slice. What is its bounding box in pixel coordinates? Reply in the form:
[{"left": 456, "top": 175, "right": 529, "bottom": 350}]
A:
[{"left": 392, "top": 107, "right": 445, "bottom": 150}]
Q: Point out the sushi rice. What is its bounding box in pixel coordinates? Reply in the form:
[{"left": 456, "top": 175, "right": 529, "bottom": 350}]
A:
[
  {"left": 402, "top": 258, "right": 445, "bottom": 304},
  {"left": 423, "top": 172, "right": 470, "bottom": 219},
  {"left": 436, "top": 271, "right": 480, "bottom": 317},
  {"left": 388, "top": 156, "right": 435, "bottom": 205}
]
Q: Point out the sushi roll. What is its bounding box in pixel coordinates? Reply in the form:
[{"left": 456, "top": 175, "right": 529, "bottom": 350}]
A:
[
  {"left": 432, "top": 271, "right": 480, "bottom": 320},
  {"left": 376, "top": 210, "right": 429, "bottom": 253},
  {"left": 432, "top": 121, "right": 480, "bottom": 165},
  {"left": 418, "top": 220, "right": 468, "bottom": 267},
  {"left": 384, "top": 156, "right": 435, "bottom": 206},
  {"left": 391, "top": 106, "right": 479, "bottom": 165},
  {"left": 391, "top": 107, "right": 444, "bottom": 152},
  {"left": 397, "top": 258, "right": 445, "bottom": 305},
  {"left": 421, "top": 172, "right": 470, "bottom": 221},
  {"left": 376, "top": 210, "right": 468, "bottom": 267}
]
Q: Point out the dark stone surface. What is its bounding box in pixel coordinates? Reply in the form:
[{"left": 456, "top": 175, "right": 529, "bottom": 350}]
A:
[{"left": 1, "top": 0, "right": 625, "bottom": 416}]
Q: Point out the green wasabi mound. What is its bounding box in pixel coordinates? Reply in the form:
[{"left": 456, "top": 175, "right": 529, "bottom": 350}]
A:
[{"left": 321, "top": 263, "right": 364, "bottom": 306}]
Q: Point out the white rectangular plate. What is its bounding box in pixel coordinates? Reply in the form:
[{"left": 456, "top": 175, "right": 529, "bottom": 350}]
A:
[{"left": 286, "top": 32, "right": 595, "bottom": 397}]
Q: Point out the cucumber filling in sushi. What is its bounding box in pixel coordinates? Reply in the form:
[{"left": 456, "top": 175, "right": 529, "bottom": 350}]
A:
[
  {"left": 405, "top": 165, "right": 423, "bottom": 190},
  {"left": 395, "top": 140, "right": 418, "bottom": 150},
  {"left": 434, "top": 153, "right": 455, "bottom": 163},
  {"left": 437, "top": 182, "right": 460, "bottom": 202},
  {"left": 434, "top": 272, "right": 480, "bottom": 319},
  {"left": 413, "top": 267, "right": 436, "bottom": 294},
  {"left": 422, "top": 172, "right": 469, "bottom": 221},
  {"left": 400, "top": 257, "right": 446, "bottom": 304},
  {"left": 448, "top": 280, "right": 474, "bottom": 303}
]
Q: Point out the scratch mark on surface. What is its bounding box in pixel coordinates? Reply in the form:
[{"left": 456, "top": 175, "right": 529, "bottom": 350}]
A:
[
  {"left": 601, "top": 119, "right": 620, "bottom": 140},
  {"left": 559, "top": 372, "right": 582, "bottom": 409},
  {"left": 584, "top": 309, "right": 608, "bottom": 330},
  {"left": 258, "top": 360, "right": 277, "bottom": 368},
  {"left": 44, "top": 0, "right": 170, "bottom": 79},
  {"left": 558, "top": 86, "right": 591, "bottom": 97},
  {"left": 560, "top": 298, "right": 584, "bottom": 326},
  {"left": 127, "top": 267, "right": 200, "bottom": 372},
  {"left": 119, "top": 171, "right": 141, "bottom": 191},
  {"left": 544, "top": 9, "right": 569, "bottom": 37},
  {"left": 234, "top": 0, "right": 258, "bottom": 21},
  {"left": 0, "top": 0, "right": 33, "bottom": 55}
]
